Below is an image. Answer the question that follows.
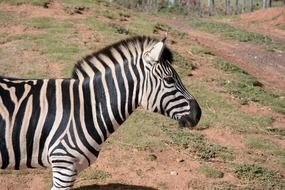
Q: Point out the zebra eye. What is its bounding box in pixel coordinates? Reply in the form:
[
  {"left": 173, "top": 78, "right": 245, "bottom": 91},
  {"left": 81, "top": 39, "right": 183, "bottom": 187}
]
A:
[{"left": 164, "top": 77, "right": 176, "bottom": 84}]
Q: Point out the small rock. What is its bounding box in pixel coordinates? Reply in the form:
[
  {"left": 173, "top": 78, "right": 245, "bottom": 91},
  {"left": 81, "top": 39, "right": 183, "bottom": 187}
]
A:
[
  {"left": 148, "top": 154, "right": 157, "bottom": 161},
  {"left": 176, "top": 158, "right": 185, "bottom": 163},
  {"left": 170, "top": 171, "right": 178, "bottom": 176}
]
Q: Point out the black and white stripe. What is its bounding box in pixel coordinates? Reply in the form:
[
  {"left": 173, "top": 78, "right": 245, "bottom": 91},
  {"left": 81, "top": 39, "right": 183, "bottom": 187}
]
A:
[{"left": 0, "top": 36, "right": 201, "bottom": 189}]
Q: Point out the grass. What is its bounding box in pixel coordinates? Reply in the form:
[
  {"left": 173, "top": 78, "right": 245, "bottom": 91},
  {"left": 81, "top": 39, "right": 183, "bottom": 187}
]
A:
[
  {"left": 213, "top": 57, "right": 285, "bottom": 114},
  {"left": 199, "top": 165, "right": 224, "bottom": 178},
  {"left": 110, "top": 23, "right": 129, "bottom": 35},
  {"left": 20, "top": 34, "right": 80, "bottom": 64},
  {"left": 244, "top": 135, "right": 285, "bottom": 166},
  {"left": 172, "top": 51, "right": 196, "bottom": 71},
  {"left": 265, "top": 127, "right": 285, "bottom": 138},
  {"left": 0, "top": 168, "right": 44, "bottom": 175},
  {"left": 111, "top": 110, "right": 175, "bottom": 149},
  {"left": 79, "top": 169, "right": 111, "bottom": 181},
  {"left": 187, "top": 80, "right": 275, "bottom": 133},
  {"left": 189, "top": 18, "right": 285, "bottom": 52},
  {"left": 162, "top": 127, "right": 233, "bottom": 160},
  {"left": 26, "top": 17, "right": 73, "bottom": 33},
  {"left": 189, "top": 43, "right": 214, "bottom": 56},
  {"left": 0, "top": 10, "right": 25, "bottom": 26},
  {"left": 234, "top": 163, "right": 285, "bottom": 189},
  {"left": 0, "top": 0, "right": 50, "bottom": 6},
  {"left": 212, "top": 181, "right": 240, "bottom": 190}
]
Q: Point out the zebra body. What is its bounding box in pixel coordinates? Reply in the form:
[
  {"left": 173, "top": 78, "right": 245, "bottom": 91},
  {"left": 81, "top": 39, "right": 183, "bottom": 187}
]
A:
[{"left": 0, "top": 36, "right": 201, "bottom": 189}]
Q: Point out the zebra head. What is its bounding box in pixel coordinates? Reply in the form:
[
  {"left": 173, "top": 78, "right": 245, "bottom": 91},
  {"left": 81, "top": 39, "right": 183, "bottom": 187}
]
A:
[{"left": 140, "top": 38, "right": 201, "bottom": 128}]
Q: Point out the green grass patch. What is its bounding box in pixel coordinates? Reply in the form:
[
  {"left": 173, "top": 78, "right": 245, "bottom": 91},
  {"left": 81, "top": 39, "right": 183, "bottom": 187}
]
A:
[
  {"left": 153, "top": 23, "right": 172, "bottom": 32},
  {"left": 128, "top": 15, "right": 157, "bottom": 36},
  {"left": 110, "top": 23, "right": 129, "bottom": 35},
  {"left": 0, "top": 10, "right": 25, "bottom": 26},
  {"left": 158, "top": 2, "right": 190, "bottom": 15},
  {"left": 189, "top": 18, "right": 285, "bottom": 52},
  {"left": 214, "top": 58, "right": 285, "bottom": 114},
  {"left": 265, "top": 127, "right": 285, "bottom": 138},
  {"left": 189, "top": 43, "right": 214, "bottom": 56},
  {"left": 86, "top": 16, "right": 124, "bottom": 42},
  {"left": 5, "top": 33, "right": 80, "bottom": 76},
  {"left": 0, "top": 168, "right": 43, "bottom": 175},
  {"left": 162, "top": 127, "right": 233, "bottom": 160},
  {"left": 172, "top": 51, "right": 196, "bottom": 71},
  {"left": 153, "top": 22, "right": 186, "bottom": 39},
  {"left": 244, "top": 135, "right": 285, "bottom": 167},
  {"left": 26, "top": 17, "right": 73, "bottom": 33},
  {"left": 186, "top": 80, "right": 274, "bottom": 132},
  {"left": 219, "top": 79, "right": 285, "bottom": 114},
  {"left": 32, "top": 34, "right": 80, "bottom": 61},
  {"left": 110, "top": 110, "right": 175, "bottom": 148},
  {"left": 234, "top": 163, "right": 285, "bottom": 189},
  {"left": 79, "top": 169, "right": 111, "bottom": 181},
  {"left": 214, "top": 58, "right": 261, "bottom": 87},
  {"left": 0, "top": 0, "right": 50, "bottom": 6},
  {"left": 199, "top": 165, "right": 224, "bottom": 178},
  {"left": 62, "top": 0, "right": 96, "bottom": 6},
  {"left": 212, "top": 181, "right": 239, "bottom": 190}
]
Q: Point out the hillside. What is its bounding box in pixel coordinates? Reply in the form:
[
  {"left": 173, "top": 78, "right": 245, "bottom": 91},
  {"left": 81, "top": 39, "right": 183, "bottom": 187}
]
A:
[{"left": 0, "top": 1, "right": 284, "bottom": 190}]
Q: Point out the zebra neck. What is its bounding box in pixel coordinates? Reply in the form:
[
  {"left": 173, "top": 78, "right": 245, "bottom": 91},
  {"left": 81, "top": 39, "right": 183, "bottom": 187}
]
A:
[{"left": 79, "top": 68, "right": 142, "bottom": 140}]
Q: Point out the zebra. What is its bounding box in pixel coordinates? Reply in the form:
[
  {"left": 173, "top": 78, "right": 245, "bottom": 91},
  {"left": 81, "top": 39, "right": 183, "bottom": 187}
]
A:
[{"left": 0, "top": 36, "right": 201, "bottom": 189}]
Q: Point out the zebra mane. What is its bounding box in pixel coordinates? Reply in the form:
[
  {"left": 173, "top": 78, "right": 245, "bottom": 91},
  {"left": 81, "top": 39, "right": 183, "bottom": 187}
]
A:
[{"left": 71, "top": 36, "right": 173, "bottom": 79}]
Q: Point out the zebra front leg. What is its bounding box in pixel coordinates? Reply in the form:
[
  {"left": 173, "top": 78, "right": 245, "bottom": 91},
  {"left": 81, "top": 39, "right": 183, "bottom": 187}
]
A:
[{"left": 51, "top": 159, "right": 78, "bottom": 190}]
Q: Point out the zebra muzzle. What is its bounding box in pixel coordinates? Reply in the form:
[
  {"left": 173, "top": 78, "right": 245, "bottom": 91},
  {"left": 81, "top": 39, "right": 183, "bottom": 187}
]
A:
[
  {"left": 178, "top": 100, "right": 201, "bottom": 128},
  {"left": 178, "top": 115, "right": 196, "bottom": 128}
]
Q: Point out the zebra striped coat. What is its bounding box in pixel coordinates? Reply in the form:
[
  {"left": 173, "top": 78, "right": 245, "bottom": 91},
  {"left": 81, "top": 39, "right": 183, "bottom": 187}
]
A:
[{"left": 0, "top": 36, "right": 201, "bottom": 189}]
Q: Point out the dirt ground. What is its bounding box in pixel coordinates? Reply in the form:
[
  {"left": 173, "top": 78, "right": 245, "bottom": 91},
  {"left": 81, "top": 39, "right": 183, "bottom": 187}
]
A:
[
  {"left": 157, "top": 8, "right": 285, "bottom": 91},
  {"left": 0, "top": 1, "right": 284, "bottom": 190}
]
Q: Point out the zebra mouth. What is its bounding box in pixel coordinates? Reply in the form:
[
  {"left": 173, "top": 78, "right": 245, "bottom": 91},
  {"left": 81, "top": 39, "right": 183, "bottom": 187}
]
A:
[{"left": 178, "top": 115, "right": 196, "bottom": 128}]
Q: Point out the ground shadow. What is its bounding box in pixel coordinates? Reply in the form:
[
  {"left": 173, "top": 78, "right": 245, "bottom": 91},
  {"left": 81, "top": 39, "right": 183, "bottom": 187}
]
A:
[{"left": 74, "top": 183, "right": 158, "bottom": 190}]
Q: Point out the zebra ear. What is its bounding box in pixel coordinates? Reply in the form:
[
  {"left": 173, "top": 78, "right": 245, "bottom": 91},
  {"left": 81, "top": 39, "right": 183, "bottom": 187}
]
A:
[{"left": 148, "top": 41, "right": 165, "bottom": 62}]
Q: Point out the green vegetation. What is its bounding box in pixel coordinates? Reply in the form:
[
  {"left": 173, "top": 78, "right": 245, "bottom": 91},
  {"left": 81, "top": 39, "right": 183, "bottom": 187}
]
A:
[
  {"left": 199, "top": 165, "right": 224, "bottom": 178},
  {"left": 17, "top": 34, "right": 80, "bottom": 64},
  {"left": 26, "top": 17, "right": 73, "bottom": 33},
  {"left": 112, "top": 110, "right": 174, "bottom": 148},
  {"left": 0, "top": 0, "right": 50, "bottom": 6},
  {"left": 128, "top": 15, "right": 157, "bottom": 35},
  {"left": 189, "top": 43, "right": 214, "bottom": 56},
  {"left": 153, "top": 22, "right": 186, "bottom": 39},
  {"left": 214, "top": 58, "right": 285, "bottom": 114},
  {"left": 187, "top": 80, "right": 274, "bottom": 132},
  {"left": 189, "top": 18, "right": 285, "bottom": 52},
  {"left": 79, "top": 169, "right": 111, "bottom": 181},
  {"left": 212, "top": 181, "right": 239, "bottom": 190},
  {"left": 234, "top": 163, "right": 285, "bottom": 189},
  {"left": 172, "top": 51, "right": 196, "bottom": 71},
  {"left": 244, "top": 135, "right": 285, "bottom": 166},
  {"left": 266, "top": 127, "right": 285, "bottom": 138},
  {"left": 0, "top": 10, "right": 24, "bottom": 25},
  {"left": 110, "top": 23, "right": 129, "bottom": 35},
  {"left": 158, "top": 2, "right": 190, "bottom": 15},
  {"left": 162, "top": 127, "right": 233, "bottom": 160}
]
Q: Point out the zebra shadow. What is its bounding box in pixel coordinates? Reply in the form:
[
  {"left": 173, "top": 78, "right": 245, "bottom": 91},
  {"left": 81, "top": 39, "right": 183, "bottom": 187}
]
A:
[{"left": 73, "top": 183, "right": 158, "bottom": 190}]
